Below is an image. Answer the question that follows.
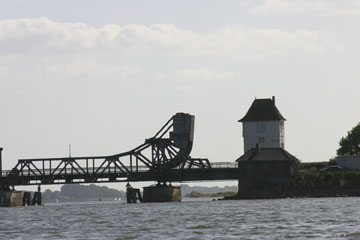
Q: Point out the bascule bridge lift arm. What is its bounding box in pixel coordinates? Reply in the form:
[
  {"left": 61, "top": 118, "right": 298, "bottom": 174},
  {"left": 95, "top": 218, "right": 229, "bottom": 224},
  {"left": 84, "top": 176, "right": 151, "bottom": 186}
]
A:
[{"left": 0, "top": 113, "right": 197, "bottom": 187}]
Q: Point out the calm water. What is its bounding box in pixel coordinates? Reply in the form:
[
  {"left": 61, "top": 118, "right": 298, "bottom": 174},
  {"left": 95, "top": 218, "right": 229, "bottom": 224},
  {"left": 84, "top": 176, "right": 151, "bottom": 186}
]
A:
[{"left": 0, "top": 197, "right": 359, "bottom": 239}]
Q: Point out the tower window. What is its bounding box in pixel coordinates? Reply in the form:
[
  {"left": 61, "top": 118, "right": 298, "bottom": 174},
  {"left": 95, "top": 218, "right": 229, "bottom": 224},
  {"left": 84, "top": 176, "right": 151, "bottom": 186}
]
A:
[
  {"left": 259, "top": 137, "right": 265, "bottom": 142},
  {"left": 257, "top": 122, "right": 266, "bottom": 132}
]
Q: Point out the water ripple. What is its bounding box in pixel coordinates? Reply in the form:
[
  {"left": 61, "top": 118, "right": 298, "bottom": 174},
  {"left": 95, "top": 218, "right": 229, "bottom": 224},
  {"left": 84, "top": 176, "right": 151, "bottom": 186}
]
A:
[{"left": 1, "top": 197, "right": 360, "bottom": 239}]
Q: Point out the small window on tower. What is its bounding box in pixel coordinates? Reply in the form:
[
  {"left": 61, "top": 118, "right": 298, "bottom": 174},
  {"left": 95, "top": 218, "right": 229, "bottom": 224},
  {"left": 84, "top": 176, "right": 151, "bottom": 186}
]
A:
[
  {"left": 259, "top": 137, "right": 265, "bottom": 142},
  {"left": 257, "top": 123, "right": 266, "bottom": 132}
]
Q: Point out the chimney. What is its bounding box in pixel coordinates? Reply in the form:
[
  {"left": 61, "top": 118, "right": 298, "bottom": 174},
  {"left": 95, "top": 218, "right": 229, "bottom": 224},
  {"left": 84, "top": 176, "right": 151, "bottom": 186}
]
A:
[
  {"left": 255, "top": 144, "right": 260, "bottom": 153},
  {"left": 0, "top": 148, "right": 2, "bottom": 177},
  {"left": 272, "top": 96, "right": 275, "bottom": 104}
]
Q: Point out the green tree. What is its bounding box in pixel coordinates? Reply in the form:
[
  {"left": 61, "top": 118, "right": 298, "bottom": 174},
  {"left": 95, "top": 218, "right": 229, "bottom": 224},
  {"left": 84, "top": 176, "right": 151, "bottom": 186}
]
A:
[
  {"left": 328, "top": 158, "right": 336, "bottom": 166},
  {"left": 337, "top": 123, "right": 360, "bottom": 156}
]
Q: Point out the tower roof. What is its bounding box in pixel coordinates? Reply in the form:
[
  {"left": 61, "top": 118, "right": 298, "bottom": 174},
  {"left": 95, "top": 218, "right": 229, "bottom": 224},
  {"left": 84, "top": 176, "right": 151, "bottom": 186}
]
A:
[
  {"left": 238, "top": 97, "right": 286, "bottom": 122},
  {"left": 236, "top": 148, "right": 299, "bottom": 163}
]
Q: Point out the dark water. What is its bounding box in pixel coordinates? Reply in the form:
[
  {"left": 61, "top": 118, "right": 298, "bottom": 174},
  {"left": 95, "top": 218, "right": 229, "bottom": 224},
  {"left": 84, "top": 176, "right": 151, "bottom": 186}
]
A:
[{"left": 0, "top": 197, "right": 359, "bottom": 239}]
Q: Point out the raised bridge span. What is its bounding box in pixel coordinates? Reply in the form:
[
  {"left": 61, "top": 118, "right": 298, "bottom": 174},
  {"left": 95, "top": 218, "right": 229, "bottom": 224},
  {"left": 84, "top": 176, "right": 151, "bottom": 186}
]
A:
[{"left": 0, "top": 113, "right": 239, "bottom": 188}]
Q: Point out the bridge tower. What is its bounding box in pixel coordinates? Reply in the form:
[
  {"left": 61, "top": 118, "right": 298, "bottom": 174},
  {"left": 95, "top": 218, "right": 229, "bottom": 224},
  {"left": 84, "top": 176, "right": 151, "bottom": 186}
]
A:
[{"left": 238, "top": 96, "right": 286, "bottom": 153}]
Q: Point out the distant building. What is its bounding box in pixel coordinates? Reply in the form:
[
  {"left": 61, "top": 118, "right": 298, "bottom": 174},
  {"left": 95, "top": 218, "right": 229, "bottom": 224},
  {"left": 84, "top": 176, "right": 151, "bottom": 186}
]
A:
[
  {"left": 239, "top": 96, "right": 285, "bottom": 152},
  {"left": 236, "top": 97, "right": 299, "bottom": 196},
  {"left": 336, "top": 156, "right": 360, "bottom": 170}
]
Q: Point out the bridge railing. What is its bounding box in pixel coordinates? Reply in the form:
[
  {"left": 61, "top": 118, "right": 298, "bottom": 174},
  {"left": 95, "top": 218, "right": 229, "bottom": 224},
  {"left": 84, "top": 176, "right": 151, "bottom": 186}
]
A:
[
  {"left": 3, "top": 166, "right": 150, "bottom": 178},
  {"left": 1, "top": 162, "right": 238, "bottom": 185},
  {"left": 2, "top": 162, "right": 238, "bottom": 177},
  {"left": 209, "top": 162, "right": 237, "bottom": 169}
]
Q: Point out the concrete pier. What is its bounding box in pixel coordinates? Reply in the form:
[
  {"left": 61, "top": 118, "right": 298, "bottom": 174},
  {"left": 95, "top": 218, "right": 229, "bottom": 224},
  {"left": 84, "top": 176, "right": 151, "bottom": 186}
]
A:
[
  {"left": 126, "top": 187, "right": 143, "bottom": 203},
  {"left": 143, "top": 185, "right": 181, "bottom": 202},
  {"left": 0, "top": 191, "right": 23, "bottom": 207},
  {"left": 0, "top": 188, "right": 42, "bottom": 207}
]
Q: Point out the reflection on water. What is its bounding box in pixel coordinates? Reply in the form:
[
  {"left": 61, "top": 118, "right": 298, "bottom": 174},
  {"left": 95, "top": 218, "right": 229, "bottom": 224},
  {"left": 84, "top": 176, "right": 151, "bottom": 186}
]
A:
[{"left": 0, "top": 197, "right": 360, "bottom": 239}]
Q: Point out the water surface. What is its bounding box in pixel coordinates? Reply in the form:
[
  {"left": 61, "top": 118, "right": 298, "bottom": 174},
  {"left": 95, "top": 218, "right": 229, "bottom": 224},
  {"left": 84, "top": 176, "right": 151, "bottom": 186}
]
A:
[{"left": 0, "top": 197, "right": 359, "bottom": 239}]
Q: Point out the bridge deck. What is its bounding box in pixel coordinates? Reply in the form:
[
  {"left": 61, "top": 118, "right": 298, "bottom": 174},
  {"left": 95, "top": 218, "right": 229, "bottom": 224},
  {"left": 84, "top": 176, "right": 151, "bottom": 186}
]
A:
[
  {"left": 0, "top": 113, "right": 241, "bottom": 188},
  {"left": 0, "top": 162, "right": 239, "bottom": 186}
]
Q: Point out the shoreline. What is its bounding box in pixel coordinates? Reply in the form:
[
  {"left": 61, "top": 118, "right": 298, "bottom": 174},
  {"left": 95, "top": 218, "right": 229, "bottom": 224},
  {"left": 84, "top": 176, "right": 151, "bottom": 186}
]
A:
[{"left": 223, "top": 188, "right": 360, "bottom": 200}]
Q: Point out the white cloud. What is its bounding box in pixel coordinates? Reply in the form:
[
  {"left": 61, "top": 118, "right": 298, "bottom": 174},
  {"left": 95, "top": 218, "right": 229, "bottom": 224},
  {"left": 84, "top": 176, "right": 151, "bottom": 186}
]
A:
[
  {"left": 0, "top": 18, "right": 328, "bottom": 60},
  {"left": 0, "top": 17, "right": 334, "bottom": 101},
  {"left": 0, "top": 18, "right": 333, "bottom": 96},
  {"left": 174, "top": 68, "right": 239, "bottom": 81},
  {"left": 253, "top": 0, "right": 360, "bottom": 16}
]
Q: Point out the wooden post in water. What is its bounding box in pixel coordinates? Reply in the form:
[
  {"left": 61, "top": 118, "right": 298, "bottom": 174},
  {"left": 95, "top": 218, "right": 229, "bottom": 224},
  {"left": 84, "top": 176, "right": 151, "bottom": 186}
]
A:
[
  {"left": 32, "top": 185, "right": 42, "bottom": 205},
  {"left": 0, "top": 148, "right": 3, "bottom": 178}
]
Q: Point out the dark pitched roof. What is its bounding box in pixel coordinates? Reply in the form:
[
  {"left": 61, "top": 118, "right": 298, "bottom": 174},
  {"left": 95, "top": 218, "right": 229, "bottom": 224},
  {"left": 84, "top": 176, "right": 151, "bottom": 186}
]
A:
[
  {"left": 238, "top": 98, "right": 286, "bottom": 122},
  {"left": 236, "top": 148, "right": 299, "bottom": 163}
]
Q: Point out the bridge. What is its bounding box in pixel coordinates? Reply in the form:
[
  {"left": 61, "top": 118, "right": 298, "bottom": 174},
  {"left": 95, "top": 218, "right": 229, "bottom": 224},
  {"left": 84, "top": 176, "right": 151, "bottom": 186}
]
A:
[{"left": 0, "top": 113, "right": 239, "bottom": 189}]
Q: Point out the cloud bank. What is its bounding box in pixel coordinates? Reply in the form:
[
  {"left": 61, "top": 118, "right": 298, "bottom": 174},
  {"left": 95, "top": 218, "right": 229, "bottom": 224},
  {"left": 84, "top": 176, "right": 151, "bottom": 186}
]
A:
[
  {"left": 0, "top": 17, "right": 332, "bottom": 87},
  {"left": 0, "top": 18, "right": 327, "bottom": 58},
  {"left": 253, "top": 0, "right": 360, "bottom": 16}
]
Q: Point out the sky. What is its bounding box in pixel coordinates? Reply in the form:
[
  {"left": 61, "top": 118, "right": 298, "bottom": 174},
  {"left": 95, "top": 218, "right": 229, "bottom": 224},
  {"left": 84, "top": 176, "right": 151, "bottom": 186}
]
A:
[{"left": 1, "top": 0, "right": 360, "bottom": 191}]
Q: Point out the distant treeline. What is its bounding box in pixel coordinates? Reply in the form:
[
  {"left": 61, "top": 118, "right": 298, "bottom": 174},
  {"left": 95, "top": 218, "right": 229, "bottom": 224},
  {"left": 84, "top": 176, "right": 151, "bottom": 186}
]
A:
[
  {"left": 185, "top": 190, "right": 237, "bottom": 198},
  {"left": 180, "top": 184, "right": 237, "bottom": 196},
  {"left": 43, "top": 184, "right": 125, "bottom": 202},
  {"left": 41, "top": 183, "right": 239, "bottom": 202}
]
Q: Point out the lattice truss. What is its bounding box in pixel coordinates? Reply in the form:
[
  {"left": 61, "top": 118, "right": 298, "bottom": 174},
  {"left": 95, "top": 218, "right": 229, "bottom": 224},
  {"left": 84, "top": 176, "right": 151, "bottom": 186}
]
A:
[{"left": 3, "top": 113, "right": 203, "bottom": 185}]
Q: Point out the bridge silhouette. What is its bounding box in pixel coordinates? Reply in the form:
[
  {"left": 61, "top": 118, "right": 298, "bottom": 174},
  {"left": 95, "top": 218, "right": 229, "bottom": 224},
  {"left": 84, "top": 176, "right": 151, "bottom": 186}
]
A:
[{"left": 0, "top": 113, "right": 239, "bottom": 188}]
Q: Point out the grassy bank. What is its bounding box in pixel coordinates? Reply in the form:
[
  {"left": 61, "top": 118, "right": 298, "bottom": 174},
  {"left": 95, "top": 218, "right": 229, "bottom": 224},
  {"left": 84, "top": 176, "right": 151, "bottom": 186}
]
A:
[{"left": 232, "top": 171, "right": 360, "bottom": 200}]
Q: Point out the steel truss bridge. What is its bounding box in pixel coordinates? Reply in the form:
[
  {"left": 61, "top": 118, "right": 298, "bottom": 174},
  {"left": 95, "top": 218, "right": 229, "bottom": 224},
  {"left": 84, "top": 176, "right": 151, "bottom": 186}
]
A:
[{"left": 0, "top": 113, "right": 239, "bottom": 188}]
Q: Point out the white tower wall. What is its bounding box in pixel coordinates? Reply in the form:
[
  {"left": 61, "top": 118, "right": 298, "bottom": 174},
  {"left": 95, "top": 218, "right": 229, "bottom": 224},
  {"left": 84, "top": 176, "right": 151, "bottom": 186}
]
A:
[{"left": 243, "top": 120, "right": 284, "bottom": 152}]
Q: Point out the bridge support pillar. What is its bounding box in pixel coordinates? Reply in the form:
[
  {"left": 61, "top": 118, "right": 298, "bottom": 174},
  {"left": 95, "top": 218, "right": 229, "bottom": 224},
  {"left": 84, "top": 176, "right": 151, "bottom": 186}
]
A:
[
  {"left": 0, "top": 190, "right": 23, "bottom": 207},
  {"left": 1, "top": 186, "right": 42, "bottom": 207},
  {"left": 126, "top": 187, "right": 143, "bottom": 203},
  {"left": 143, "top": 184, "right": 181, "bottom": 203},
  {"left": 32, "top": 185, "right": 42, "bottom": 206},
  {"left": 22, "top": 192, "right": 32, "bottom": 206}
]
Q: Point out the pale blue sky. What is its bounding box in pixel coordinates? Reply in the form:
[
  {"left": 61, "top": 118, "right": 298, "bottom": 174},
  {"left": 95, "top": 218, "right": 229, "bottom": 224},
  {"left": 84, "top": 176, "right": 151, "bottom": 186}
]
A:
[{"left": 1, "top": 0, "right": 360, "bottom": 190}]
